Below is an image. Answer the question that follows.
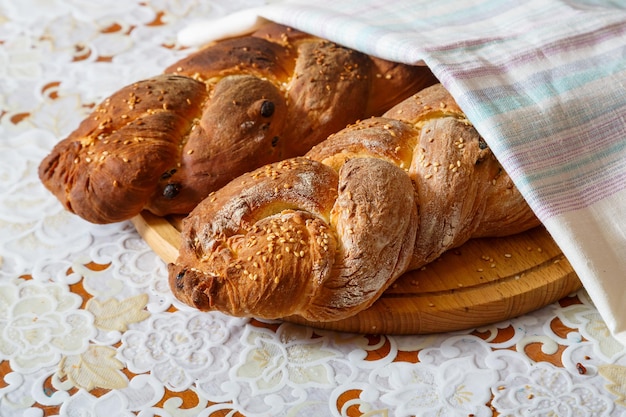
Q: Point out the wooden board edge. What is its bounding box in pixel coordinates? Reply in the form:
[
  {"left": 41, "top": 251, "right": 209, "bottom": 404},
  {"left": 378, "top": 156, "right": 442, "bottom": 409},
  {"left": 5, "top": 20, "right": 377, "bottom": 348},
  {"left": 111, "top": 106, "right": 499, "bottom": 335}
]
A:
[
  {"left": 285, "top": 262, "right": 582, "bottom": 334},
  {"left": 131, "top": 212, "right": 180, "bottom": 264}
]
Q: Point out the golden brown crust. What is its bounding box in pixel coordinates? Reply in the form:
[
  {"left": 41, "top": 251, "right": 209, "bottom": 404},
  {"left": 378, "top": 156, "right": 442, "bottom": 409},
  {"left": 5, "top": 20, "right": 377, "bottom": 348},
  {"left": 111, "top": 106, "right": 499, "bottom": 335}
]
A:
[
  {"left": 38, "top": 75, "right": 208, "bottom": 223},
  {"left": 169, "top": 83, "right": 540, "bottom": 322},
  {"left": 39, "top": 23, "right": 437, "bottom": 224},
  {"left": 169, "top": 157, "right": 341, "bottom": 317}
]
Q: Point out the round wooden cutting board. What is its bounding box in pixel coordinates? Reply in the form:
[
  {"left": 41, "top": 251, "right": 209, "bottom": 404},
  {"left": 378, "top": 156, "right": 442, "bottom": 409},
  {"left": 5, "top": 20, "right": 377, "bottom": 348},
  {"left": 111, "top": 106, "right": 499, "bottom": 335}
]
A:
[{"left": 131, "top": 211, "right": 581, "bottom": 335}]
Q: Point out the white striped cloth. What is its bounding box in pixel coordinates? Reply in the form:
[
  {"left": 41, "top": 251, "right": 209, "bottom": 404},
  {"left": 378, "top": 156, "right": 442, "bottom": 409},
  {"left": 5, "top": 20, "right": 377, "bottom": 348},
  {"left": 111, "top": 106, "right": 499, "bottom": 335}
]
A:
[{"left": 179, "top": 0, "right": 626, "bottom": 345}]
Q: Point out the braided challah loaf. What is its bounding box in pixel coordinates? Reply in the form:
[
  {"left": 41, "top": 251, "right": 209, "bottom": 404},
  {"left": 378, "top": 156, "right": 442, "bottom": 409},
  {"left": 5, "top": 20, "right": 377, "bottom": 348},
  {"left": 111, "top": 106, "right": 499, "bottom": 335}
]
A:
[
  {"left": 38, "top": 23, "right": 437, "bottom": 224},
  {"left": 169, "top": 83, "right": 540, "bottom": 322}
]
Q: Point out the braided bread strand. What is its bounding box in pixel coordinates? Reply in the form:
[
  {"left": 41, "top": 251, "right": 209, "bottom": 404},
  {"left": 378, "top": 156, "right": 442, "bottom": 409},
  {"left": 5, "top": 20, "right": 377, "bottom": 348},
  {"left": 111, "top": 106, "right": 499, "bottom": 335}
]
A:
[
  {"left": 169, "top": 84, "right": 539, "bottom": 322},
  {"left": 38, "top": 23, "right": 436, "bottom": 224}
]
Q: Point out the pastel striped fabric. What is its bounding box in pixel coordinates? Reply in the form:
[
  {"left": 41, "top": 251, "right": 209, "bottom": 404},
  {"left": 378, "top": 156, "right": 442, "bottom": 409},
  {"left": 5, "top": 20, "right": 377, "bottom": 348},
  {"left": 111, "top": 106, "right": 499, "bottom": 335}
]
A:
[
  {"left": 182, "top": 0, "right": 626, "bottom": 344},
  {"left": 260, "top": 0, "right": 626, "bottom": 220}
]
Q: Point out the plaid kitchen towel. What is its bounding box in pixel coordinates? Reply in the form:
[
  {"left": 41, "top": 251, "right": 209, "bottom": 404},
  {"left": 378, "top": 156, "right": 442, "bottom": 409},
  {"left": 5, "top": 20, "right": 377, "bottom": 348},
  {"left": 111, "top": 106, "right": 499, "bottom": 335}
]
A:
[{"left": 179, "top": 0, "right": 626, "bottom": 345}]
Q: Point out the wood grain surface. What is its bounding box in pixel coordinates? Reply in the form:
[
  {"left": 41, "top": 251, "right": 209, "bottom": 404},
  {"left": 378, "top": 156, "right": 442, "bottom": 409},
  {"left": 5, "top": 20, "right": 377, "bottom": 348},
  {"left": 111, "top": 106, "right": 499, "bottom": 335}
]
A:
[{"left": 131, "top": 211, "right": 582, "bottom": 335}]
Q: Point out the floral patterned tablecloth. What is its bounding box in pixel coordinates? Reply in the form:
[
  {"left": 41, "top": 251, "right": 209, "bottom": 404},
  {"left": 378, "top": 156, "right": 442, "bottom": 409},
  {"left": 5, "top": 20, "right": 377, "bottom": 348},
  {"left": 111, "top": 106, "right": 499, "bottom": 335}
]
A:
[{"left": 1, "top": 1, "right": 626, "bottom": 416}]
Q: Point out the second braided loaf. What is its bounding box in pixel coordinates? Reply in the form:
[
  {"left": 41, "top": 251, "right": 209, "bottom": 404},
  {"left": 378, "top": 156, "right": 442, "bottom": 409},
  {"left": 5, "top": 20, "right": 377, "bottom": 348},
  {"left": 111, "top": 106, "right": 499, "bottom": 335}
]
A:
[{"left": 169, "top": 84, "right": 540, "bottom": 322}]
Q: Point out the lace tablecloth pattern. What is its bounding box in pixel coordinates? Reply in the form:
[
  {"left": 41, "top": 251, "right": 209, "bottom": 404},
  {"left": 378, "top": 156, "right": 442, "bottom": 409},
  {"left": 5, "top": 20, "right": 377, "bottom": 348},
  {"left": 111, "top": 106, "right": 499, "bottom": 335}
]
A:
[{"left": 1, "top": 1, "right": 625, "bottom": 416}]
